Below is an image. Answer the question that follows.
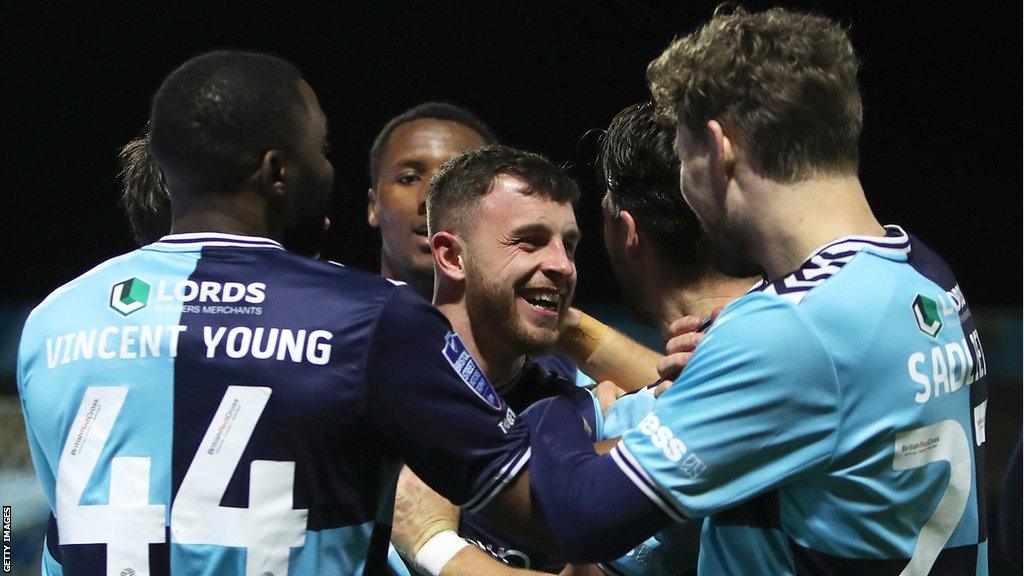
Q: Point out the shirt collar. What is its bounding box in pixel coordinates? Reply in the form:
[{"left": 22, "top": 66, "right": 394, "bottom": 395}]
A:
[
  {"left": 146, "top": 232, "right": 285, "bottom": 251},
  {"left": 749, "top": 225, "right": 910, "bottom": 294}
]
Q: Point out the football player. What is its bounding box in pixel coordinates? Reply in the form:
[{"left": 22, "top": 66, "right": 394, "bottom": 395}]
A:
[
  {"left": 18, "top": 50, "right": 539, "bottom": 575},
  {"left": 512, "top": 7, "right": 990, "bottom": 575}
]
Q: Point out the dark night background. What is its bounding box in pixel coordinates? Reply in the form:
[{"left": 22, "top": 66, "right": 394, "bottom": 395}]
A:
[
  {"left": 4, "top": 1, "right": 1021, "bottom": 309},
  {"left": 2, "top": 1, "right": 1021, "bottom": 573}
]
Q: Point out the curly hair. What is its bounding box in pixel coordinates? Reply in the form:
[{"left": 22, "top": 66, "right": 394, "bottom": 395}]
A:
[{"left": 647, "top": 4, "right": 862, "bottom": 182}]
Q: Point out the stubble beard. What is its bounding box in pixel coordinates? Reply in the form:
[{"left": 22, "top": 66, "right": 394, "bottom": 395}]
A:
[{"left": 463, "top": 257, "right": 559, "bottom": 357}]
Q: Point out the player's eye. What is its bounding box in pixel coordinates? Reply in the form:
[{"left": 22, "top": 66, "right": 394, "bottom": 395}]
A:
[
  {"left": 564, "top": 241, "right": 578, "bottom": 259},
  {"left": 517, "top": 237, "right": 541, "bottom": 251},
  {"left": 397, "top": 174, "right": 420, "bottom": 185},
  {"left": 322, "top": 138, "right": 331, "bottom": 156}
]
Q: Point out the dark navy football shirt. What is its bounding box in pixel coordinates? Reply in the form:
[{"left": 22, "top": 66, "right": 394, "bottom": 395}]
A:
[
  {"left": 17, "top": 233, "right": 531, "bottom": 575},
  {"left": 458, "top": 359, "right": 601, "bottom": 573}
]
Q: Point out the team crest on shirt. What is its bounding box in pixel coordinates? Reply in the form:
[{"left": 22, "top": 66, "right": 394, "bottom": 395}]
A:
[{"left": 442, "top": 331, "right": 503, "bottom": 411}]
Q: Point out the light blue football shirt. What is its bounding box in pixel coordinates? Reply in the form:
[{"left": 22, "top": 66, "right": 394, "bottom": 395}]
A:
[
  {"left": 596, "top": 388, "right": 699, "bottom": 576},
  {"left": 610, "top": 227, "right": 988, "bottom": 575}
]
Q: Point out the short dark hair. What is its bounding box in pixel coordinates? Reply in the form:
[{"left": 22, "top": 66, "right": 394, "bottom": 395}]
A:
[
  {"left": 149, "top": 50, "right": 306, "bottom": 192},
  {"left": 428, "top": 144, "right": 579, "bottom": 235},
  {"left": 369, "top": 102, "right": 497, "bottom": 187},
  {"left": 119, "top": 130, "right": 171, "bottom": 245},
  {"left": 647, "top": 5, "right": 862, "bottom": 182},
  {"left": 598, "top": 102, "right": 709, "bottom": 272}
]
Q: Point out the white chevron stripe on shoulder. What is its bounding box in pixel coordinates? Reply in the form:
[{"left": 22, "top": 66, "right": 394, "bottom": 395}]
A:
[
  {"left": 752, "top": 226, "right": 910, "bottom": 300},
  {"left": 610, "top": 444, "right": 687, "bottom": 522},
  {"left": 801, "top": 263, "right": 846, "bottom": 280}
]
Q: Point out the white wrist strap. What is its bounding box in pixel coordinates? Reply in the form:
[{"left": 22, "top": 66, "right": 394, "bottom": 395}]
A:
[{"left": 414, "top": 530, "right": 469, "bottom": 576}]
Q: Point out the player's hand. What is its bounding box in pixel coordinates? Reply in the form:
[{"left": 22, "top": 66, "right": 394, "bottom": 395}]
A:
[
  {"left": 558, "top": 307, "right": 583, "bottom": 337},
  {"left": 657, "top": 309, "right": 721, "bottom": 382},
  {"left": 593, "top": 380, "right": 626, "bottom": 416},
  {"left": 651, "top": 379, "right": 674, "bottom": 397},
  {"left": 392, "top": 466, "right": 460, "bottom": 560}
]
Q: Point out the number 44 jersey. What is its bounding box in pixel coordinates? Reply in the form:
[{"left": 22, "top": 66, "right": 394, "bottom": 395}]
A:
[{"left": 17, "top": 233, "right": 530, "bottom": 576}]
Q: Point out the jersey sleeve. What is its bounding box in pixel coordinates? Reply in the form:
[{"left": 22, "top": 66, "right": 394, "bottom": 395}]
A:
[
  {"left": 365, "top": 287, "right": 530, "bottom": 511},
  {"left": 17, "top": 316, "right": 58, "bottom": 508},
  {"left": 523, "top": 396, "right": 673, "bottom": 562},
  {"left": 602, "top": 386, "right": 657, "bottom": 439},
  {"left": 615, "top": 294, "right": 841, "bottom": 518}
]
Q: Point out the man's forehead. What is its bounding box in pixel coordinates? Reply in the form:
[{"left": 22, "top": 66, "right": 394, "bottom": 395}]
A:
[
  {"left": 385, "top": 119, "right": 485, "bottom": 162},
  {"left": 482, "top": 175, "right": 578, "bottom": 230}
]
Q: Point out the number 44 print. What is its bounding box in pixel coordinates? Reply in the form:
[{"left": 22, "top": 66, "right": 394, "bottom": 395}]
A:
[{"left": 55, "top": 386, "right": 307, "bottom": 576}]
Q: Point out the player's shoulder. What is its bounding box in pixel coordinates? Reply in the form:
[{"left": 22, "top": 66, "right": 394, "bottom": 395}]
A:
[
  {"left": 903, "top": 234, "right": 963, "bottom": 292},
  {"left": 753, "top": 225, "right": 914, "bottom": 308},
  {"left": 26, "top": 249, "right": 144, "bottom": 326},
  {"left": 270, "top": 251, "right": 405, "bottom": 299},
  {"left": 709, "top": 292, "right": 825, "bottom": 355},
  {"left": 695, "top": 285, "right": 840, "bottom": 383},
  {"left": 222, "top": 250, "right": 443, "bottom": 339},
  {"left": 532, "top": 353, "right": 579, "bottom": 383},
  {"left": 781, "top": 227, "right": 963, "bottom": 322},
  {"left": 741, "top": 226, "right": 969, "bottom": 355},
  {"left": 175, "top": 237, "right": 418, "bottom": 313},
  {"left": 522, "top": 357, "right": 580, "bottom": 397}
]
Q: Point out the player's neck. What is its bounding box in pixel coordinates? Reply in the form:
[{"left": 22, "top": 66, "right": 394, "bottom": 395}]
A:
[
  {"left": 435, "top": 299, "right": 524, "bottom": 384},
  {"left": 747, "top": 173, "right": 884, "bottom": 280},
  {"left": 380, "top": 258, "right": 434, "bottom": 300},
  {"left": 169, "top": 194, "right": 273, "bottom": 239},
  {"left": 653, "top": 273, "right": 754, "bottom": 339}
]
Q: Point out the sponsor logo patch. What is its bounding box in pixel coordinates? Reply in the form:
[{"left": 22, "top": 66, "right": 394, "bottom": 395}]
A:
[
  {"left": 912, "top": 294, "right": 943, "bottom": 337},
  {"left": 442, "top": 331, "right": 502, "bottom": 411},
  {"left": 109, "top": 277, "right": 150, "bottom": 316}
]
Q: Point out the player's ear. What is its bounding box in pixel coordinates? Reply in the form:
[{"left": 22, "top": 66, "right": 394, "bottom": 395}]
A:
[
  {"left": 367, "top": 187, "right": 379, "bottom": 228},
  {"left": 706, "top": 119, "right": 734, "bottom": 183},
  {"left": 432, "top": 231, "right": 465, "bottom": 283},
  {"left": 620, "top": 210, "right": 641, "bottom": 259},
  {"left": 258, "top": 149, "right": 288, "bottom": 201}
]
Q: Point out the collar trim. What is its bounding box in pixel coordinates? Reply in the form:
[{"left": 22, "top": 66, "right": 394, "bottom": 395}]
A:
[
  {"left": 148, "top": 232, "right": 285, "bottom": 251},
  {"left": 749, "top": 225, "right": 910, "bottom": 303}
]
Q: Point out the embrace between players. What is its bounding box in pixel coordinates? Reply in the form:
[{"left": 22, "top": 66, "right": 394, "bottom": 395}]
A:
[{"left": 19, "top": 5, "right": 989, "bottom": 576}]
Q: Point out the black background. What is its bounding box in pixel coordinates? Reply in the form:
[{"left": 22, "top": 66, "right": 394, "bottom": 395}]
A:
[{"left": 5, "top": 1, "right": 1021, "bottom": 307}]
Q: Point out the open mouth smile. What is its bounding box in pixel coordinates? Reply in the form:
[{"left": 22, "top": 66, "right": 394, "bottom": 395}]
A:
[{"left": 518, "top": 288, "right": 562, "bottom": 314}]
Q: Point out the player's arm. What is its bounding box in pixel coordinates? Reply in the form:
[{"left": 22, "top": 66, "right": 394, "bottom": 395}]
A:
[
  {"left": 365, "top": 288, "right": 544, "bottom": 540},
  {"left": 394, "top": 466, "right": 603, "bottom": 576},
  {"left": 557, "top": 309, "right": 663, "bottom": 392},
  {"left": 482, "top": 398, "right": 673, "bottom": 563},
  {"left": 395, "top": 465, "right": 620, "bottom": 576},
  {"left": 440, "top": 551, "right": 598, "bottom": 576},
  {"left": 494, "top": 296, "right": 842, "bottom": 562},
  {"left": 17, "top": 323, "right": 66, "bottom": 575},
  {"left": 392, "top": 467, "right": 550, "bottom": 576},
  {"left": 442, "top": 549, "right": 572, "bottom": 576}
]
